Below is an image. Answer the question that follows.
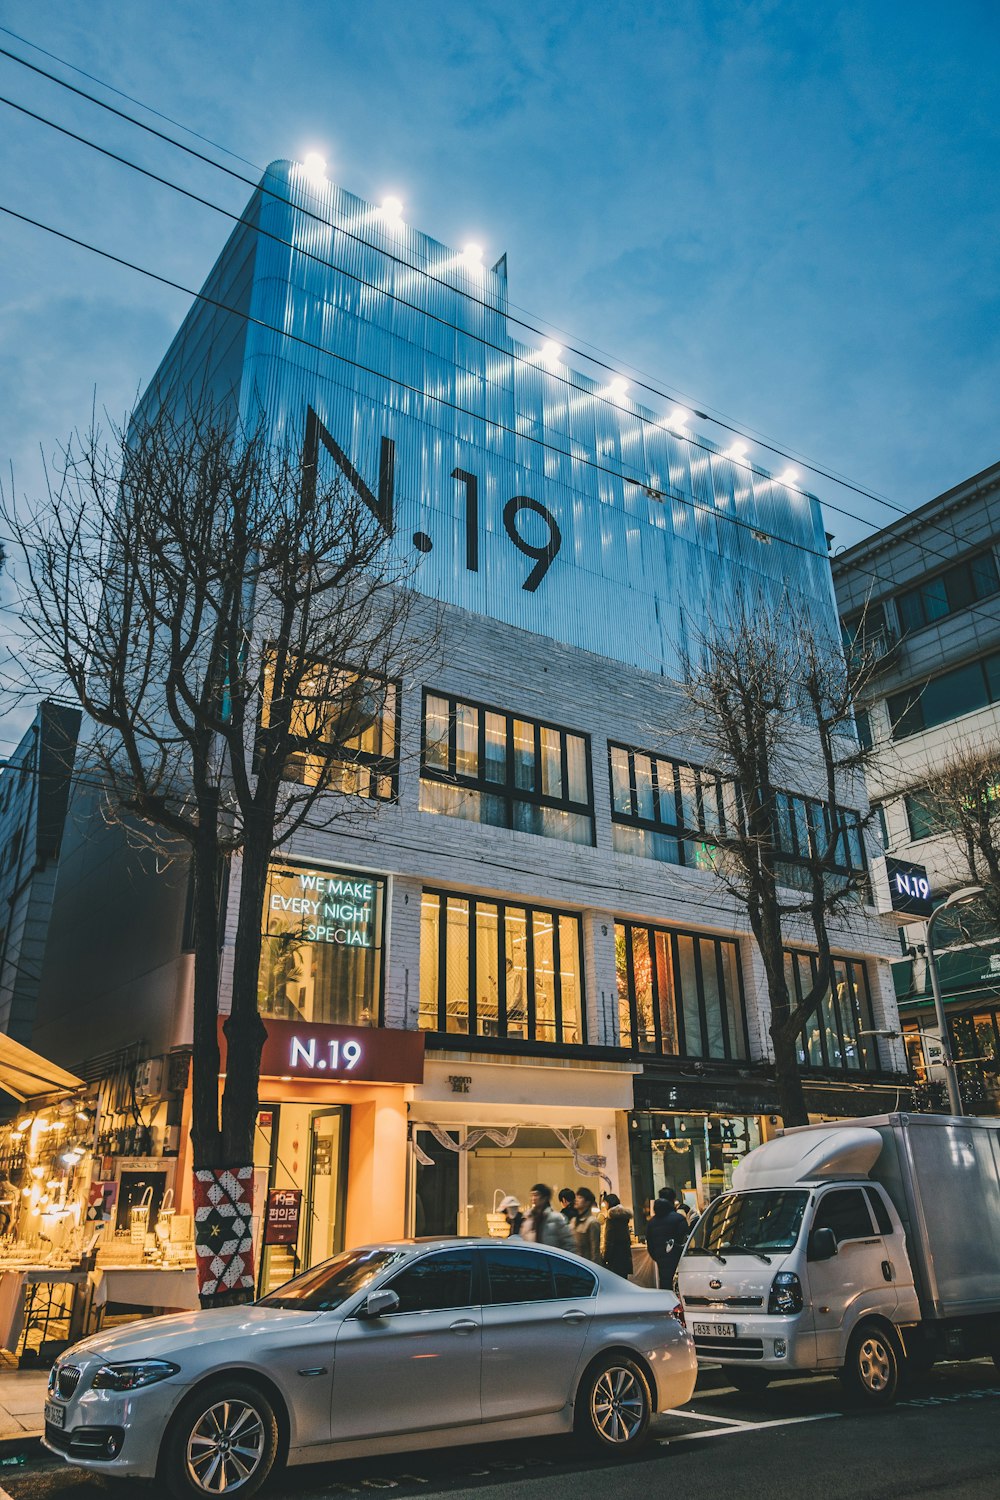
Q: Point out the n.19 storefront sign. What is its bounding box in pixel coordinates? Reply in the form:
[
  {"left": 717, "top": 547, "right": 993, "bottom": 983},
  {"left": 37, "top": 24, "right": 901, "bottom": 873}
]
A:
[{"left": 256, "top": 1018, "right": 425, "bottom": 1085}]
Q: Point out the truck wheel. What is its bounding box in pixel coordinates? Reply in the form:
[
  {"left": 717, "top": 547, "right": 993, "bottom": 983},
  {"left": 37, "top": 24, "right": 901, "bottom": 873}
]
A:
[
  {"left": 729, "top": 1370, "right": 771, "bottom": 1397},
  {"left": 160, "top": 1379, "right": 280, "bottom": 1497},
  {"left": 841, "top": 1323, "right": 904, "bottom": 1407},
  {"left": 575, "top": 1355, "right": 652, "bottom": 1452}
]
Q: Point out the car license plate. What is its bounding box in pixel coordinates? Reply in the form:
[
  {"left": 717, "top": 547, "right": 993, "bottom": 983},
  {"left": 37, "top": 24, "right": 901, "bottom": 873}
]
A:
[
  {"left": 44, "top": 1401, "right": 65, "bottom": 1429},
  {"left": 693, "top": 1321, "right": 735, "bottom": 1339}
]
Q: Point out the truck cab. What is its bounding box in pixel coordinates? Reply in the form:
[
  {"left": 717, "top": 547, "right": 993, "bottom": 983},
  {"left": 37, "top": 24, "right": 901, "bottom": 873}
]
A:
[{"left": 677, "top": 1126, "right": 920, "bottom": 1403}]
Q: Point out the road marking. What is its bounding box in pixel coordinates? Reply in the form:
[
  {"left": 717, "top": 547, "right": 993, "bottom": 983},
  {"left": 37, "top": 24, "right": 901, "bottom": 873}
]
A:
[
  {"left": 663, "top": 1408, "right": 753, "bottom": 1426},
  {"left": 660, "top": 1412, "right": 839, "bottom": 1445}
]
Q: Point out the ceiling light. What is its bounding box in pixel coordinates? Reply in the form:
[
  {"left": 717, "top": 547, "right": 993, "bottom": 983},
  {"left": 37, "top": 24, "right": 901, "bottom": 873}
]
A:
[
  {"left": 462, "top": 243, "right": 484, "bottom": 270},
  {"left": 302, "top": 152, "right": 328, "bottom": 182},
  {"left": 779, "top": 467, "right": 799, "bottom": 485}
]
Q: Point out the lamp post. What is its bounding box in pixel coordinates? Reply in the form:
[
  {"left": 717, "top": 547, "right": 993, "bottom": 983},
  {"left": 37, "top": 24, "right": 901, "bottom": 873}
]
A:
[{"left": 925, "top": 885, "right": 986, "bottom": 1118}]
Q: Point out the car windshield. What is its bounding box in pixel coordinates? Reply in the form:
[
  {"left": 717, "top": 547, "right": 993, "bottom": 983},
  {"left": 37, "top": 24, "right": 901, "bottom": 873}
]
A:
[
  {"left": 687, "top": 1190, "right": 808, "bottom": 1256},
  {"left": 259, "top": 1249, "right": 404, "bottom": 1311}
]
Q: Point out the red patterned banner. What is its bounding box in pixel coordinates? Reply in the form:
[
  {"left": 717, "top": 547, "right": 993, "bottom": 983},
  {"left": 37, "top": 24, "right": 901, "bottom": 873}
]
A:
[{"left": 193, "top": 1165, "right": 256, "bottom": 1300}]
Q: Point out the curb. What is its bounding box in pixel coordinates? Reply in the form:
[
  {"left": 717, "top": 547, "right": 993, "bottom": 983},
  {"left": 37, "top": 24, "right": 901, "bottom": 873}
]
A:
[{"left": 0, "top": 1432, "right": 42, "bottom": 1462}]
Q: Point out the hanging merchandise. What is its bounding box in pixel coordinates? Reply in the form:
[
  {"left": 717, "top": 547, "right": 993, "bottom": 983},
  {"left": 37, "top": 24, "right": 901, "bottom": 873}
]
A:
[{"left": 129, "top": 1186, "right": 153, "bottom": 1246}]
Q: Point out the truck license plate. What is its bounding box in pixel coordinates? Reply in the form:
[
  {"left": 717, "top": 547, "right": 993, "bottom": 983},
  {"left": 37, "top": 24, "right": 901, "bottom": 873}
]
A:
[
  {"left": 693, "top": 1321, "right": 735, "bottom": 1339},
  {"left": 44, "top": 1401, "right": 65, "bottom": 1429}
]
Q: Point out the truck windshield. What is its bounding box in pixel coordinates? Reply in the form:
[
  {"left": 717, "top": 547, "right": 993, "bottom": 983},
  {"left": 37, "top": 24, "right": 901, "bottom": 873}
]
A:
[{"left": 688, "top": 1191, "right": 808, "bottom": 1257}]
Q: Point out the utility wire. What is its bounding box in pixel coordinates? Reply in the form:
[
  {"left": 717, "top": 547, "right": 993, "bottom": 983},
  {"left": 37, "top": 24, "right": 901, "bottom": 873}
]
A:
[{"left": 0, "top": 37, "right": 988, "bottom": 561}]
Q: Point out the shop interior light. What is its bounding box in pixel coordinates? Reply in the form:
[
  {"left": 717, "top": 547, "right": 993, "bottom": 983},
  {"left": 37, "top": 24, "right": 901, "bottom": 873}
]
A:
[
  {"left": 302, "top": 152, "right": 328, "bottom": 182},
  {"left": 666, "top": 406, "right": 692, "bottom": 432},
  {"left": 30, "top": 1166, "right": 44, "bottom": 1180},
  {"left": 16, "top": 1117, "right": 31, "bottom": 1132},
  {"left": 779, "top": 467, "right": 799, "bottom": 485},
  {"left": 60, "top": 1153, "right": 79, "bottom": 1167},
  {"left": 47, "top": 1179, "right": 60, "bottom": 1189},
  {"left": 462, "top": 242, "right": 484, "bottom": 270}
]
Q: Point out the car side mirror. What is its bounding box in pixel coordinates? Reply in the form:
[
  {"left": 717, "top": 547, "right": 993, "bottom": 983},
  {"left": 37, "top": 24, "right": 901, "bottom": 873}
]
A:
[
  {"left": 360, "top": 1288, "right": 399, "bottom": 1319},
  {"left": 808, "top": 1227, "right": 838, "bottom": 1262}
]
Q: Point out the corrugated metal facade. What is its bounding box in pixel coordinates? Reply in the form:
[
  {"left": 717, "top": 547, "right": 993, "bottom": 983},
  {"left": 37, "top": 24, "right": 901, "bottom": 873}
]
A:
[{"left": 147, "top": 159, "right": 835, "bottom": 677}]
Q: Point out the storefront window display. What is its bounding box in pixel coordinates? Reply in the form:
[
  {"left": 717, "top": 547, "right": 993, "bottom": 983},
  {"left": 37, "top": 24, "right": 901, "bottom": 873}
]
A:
[
  {"left": 628, "top": 1112, "right": 763, "bottom": 1223},
  {"left": 258, "top": 863, "right": 385, "bottom": 1026},
  {"left": 786, "top": 950, "right": 876, "bottom": 1072},
  {"left": 615, "top": 920, "right": 748, "bottom": 1059}
]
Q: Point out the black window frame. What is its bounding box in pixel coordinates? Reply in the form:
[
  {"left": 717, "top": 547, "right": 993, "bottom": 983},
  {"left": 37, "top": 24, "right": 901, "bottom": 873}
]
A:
[
  {"left": 420, "top": 689, "right": 595, "bottom": 845},
  {"left": 420, "top": 888, "right": 588, "bottom": 1046},
  {"left": 615, "top": 917, "right": 750, "bottom": 1061},
  {"left": 896, "top": 548, "right": 1000, "bottom": 635},
  {"left": 888, "top": 648, "right": 1000, "bottom": 741},
  {"left": 786, "top": 949, "right": 878, "bottom": 1074}
]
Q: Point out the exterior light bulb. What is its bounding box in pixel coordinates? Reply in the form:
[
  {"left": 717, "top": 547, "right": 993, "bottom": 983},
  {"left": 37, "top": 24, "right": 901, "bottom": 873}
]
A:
[
  {"left": 779, "top": 467, "right": 799, "bottom": 485},
  {"left": 666, "top": 407, "right": 692, "bottom": 432},
  {"left": 462, "top": 242, "right": 484, "bottom": 270},
  {"left": 302, "top": 152, "right": 328, "bottom": 182},
  {"left": 541, "top": 340, "right": 562, "bottom": 363}
]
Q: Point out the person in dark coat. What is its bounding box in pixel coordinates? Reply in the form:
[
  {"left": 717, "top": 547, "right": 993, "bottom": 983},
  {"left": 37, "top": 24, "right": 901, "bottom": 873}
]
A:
[
  {"left": 646, "top": 1190, "right": 691, "bottom": 1290},
  {"left": 600, "top": 1192, "right": 634, "bottom": 1278},
  {"left": 558, "top": 1188, "right": 577, "bottom": 1226}
]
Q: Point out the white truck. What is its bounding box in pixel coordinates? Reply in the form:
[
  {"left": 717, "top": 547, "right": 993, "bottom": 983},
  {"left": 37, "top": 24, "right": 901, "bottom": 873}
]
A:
[{"left": 676, "top": 1112, "right": 1000, "bottom": 1405}]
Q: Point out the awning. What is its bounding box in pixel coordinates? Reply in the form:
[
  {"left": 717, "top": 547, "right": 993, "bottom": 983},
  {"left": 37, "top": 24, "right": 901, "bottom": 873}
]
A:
[{"left": 0, "top": 1034, "right": 82, "bottom": 1102}]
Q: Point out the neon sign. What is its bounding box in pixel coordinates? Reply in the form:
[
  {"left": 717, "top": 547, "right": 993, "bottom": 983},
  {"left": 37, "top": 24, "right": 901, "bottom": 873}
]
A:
[{"left": 289, "top": 1036, "right": 363, "bottom": 1072}]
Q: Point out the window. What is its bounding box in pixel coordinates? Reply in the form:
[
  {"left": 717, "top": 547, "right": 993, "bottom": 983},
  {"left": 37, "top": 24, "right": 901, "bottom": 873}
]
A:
[
  {"left": 787, "top": 952, "right": 877, "bottom": 1073},
  {"left": 864, "top": 1188, "right": 894, "bottom": 1236},
  {"left": 553, "top": 1262, "right": 598, "bottom": 1298},
  {"left": 419, "top": 891, "right": 584, "bottom": 1045},
  {"left": 420, "top": 692, "right": 593, "bottom": 846},
  {"left": 855, "top": 710, "right": 873, "bottom": 752},
  {"left": 258, "top": 863, "right": 385, "bottom": 1025},
  {"left": 383, "top": 1250, "right": 475, "bottom": 1313},
  {"left": 608, "top": 742, "right": 866, "bottom": 890},
  {"left": 888, "top": 649, "right": 1000, "bottom": 740},
  {"left": 260, "top": 657, "right": 398, "bottom": 800},
  {"left": 813, "top": 1189, "right": 874, "bottom": 1243},
  {"left": 260, "top": 1248, "right": 402, "bottom": 1311},
  {"left": 904, "top": 791, "right": 947, "bottom": 842},
  {"left": 615, "top": 920, "right": 748, "bottom": 1059},
  {"left": 484, "top": 1247, "right": 560, "bottom": 1304},
  {"left": 873, "top": 804, "right": 889, "bottom": 851},
  {"left": 896, "top": 550, "right": 1000, "bottom": 634}
]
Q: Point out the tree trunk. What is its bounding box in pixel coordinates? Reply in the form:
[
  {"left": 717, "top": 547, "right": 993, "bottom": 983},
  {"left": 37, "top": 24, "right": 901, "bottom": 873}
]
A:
[
  {"left": 771, "top": 1024, "right": 809, "bottom": 1127},
  {"left": 189, "top": 833, "right": 224, "bottom": 1167}
]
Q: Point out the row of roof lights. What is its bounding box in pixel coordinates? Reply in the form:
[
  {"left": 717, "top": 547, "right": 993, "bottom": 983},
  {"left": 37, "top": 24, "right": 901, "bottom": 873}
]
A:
[{"left": 300, "top": 158, "right": 801, "bottom": 489}]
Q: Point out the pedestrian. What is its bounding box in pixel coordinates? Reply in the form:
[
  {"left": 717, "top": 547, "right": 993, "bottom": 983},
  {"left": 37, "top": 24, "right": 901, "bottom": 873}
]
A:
[
  {"left": 558, "top": 1188, "right": 577, "bottom": 1225},
  {"left": 645, "top": 1191, "right": 690, "bottom": 1290},
  {"left": 498, "top": 1194, "right": 523, "bottom": 1237},
  {"left": 521, "top": 1183, "right": 575, "bottom": 1251},
  {"left": 600, "top": 1191, "right": 634, "bottom": 1278},
  {"left": 573, "top": 1186, "right": 602, "bottom": 1262}
]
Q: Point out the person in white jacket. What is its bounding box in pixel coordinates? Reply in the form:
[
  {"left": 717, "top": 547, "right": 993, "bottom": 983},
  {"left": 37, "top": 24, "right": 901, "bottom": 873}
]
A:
[{"left": 520, "top": 1183, "right": 575, "bottom": 1252}]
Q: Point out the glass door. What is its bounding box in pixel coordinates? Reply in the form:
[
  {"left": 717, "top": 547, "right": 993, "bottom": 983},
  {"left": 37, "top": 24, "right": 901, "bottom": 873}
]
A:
[{"left": 305, "top": 1108, "right": 349, "bottom": 1267}]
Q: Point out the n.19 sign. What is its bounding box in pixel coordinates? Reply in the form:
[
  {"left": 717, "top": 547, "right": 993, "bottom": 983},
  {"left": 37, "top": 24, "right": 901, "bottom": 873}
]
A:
[
  {"left": 290, "top": 1035, "right": 362, "bottom": 1073},
  {"left": 305, "top": 407, "right": 563, "bottom": 592}
]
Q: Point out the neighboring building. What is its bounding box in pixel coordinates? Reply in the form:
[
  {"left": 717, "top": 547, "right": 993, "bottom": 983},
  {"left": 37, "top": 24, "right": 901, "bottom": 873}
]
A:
[
  {"left": 36, "top": 161, "right": 903, "bottom": 1278},
  {"left": 0, "top": 701, "right": 81, "bottom": 1044},
  {"left": 832, "top": 461, "right": 1000, "bottom": 1111}
]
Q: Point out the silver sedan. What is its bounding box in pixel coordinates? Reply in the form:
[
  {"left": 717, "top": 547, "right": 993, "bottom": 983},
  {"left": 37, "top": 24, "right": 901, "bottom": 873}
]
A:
[{"left": 43, "top": 1238, "right": 696, "bottom": 1496}]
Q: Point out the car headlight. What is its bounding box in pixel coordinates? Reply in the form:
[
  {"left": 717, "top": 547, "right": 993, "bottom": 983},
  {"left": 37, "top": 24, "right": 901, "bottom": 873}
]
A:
[
  {"left": 768, "top": 1272, "right": 803, "bottom": 1316},
  {"left": 91, "top": 1360, "right": 180, "bottom": 1391}
]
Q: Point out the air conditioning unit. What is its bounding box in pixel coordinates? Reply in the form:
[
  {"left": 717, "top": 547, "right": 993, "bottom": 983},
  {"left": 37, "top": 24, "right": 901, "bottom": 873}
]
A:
[{"left": 134, "top": 1057, "right": 164, "bottom": 1100}]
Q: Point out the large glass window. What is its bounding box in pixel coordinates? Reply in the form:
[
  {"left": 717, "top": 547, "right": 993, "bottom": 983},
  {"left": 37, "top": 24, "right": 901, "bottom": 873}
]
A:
[
  {"left": 608, "top": 742, "right": 866, "bottom": 890},
  {"left": 615, "top": 920, "right": 748, "bottom": 1059},
  {"left": 419, "top": 890, "right": 585, "bottom": 1044},
  {"left": 786, "top": 949, "right": 876, "bottom": 1073},
  {"left": 896, "top": 550, "right": 1000, "bottom": 634},
  {"left": 420, "top": 692, "right": 593, "bottom": 846},
  {"left": 260, "top": 658, "right": 398, "bottom": 800},
  {"left": 889, "top": 649, "right": 1000, "bottom": 740},
  {"left": 258, "top": 863, "right": 385, "bottom": 1025}
]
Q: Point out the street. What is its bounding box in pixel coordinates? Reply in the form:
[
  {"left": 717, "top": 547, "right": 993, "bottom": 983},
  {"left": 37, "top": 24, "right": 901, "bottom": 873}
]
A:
[{"left": 6, "top": 1359, "right": 999, "bottom": 1500}]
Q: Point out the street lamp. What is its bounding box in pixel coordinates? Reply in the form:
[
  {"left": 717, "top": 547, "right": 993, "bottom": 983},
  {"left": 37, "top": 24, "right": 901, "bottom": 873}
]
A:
[{"left": 925, "top": 884, "right": 986, "bottom": 1118}]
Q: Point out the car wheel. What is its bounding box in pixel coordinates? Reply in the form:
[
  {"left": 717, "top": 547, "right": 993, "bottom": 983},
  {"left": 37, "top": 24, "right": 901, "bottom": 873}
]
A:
[
  {"left": 160, "top": 1379, "right": 280, "bottom": 1497},
  {"left": 840, "top": 1323, "right": 903, "bottom": 1407},
  {"left": 729, "top": 1369, "right": 771, "bottom": 1397},
  {"left": 575, "top": 1355, "right": 652, "bottom": 1452}
]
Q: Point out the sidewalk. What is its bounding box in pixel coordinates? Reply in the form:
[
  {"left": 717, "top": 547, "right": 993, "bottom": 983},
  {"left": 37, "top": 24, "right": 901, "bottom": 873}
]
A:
[{"left": 0, "top": 1370, "right": 47, "bottom": 1455}]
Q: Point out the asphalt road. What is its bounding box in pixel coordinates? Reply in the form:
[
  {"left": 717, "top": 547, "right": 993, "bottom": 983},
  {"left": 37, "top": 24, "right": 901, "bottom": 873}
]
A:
[{"left": 5, "top": 1360, "right": 1000, "bottom": 1500}]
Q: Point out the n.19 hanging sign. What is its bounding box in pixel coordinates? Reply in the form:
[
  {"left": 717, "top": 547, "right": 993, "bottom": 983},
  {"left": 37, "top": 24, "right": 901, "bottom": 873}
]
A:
[{"left": 304, "top": 407, "right": 563, "bottom": 592}]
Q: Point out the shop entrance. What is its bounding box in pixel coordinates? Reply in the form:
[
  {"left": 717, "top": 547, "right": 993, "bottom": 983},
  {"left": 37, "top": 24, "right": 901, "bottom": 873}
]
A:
[
  {"left": 254, "top": 1102, "right": 349, "bottom": 1294},
  {"left": 629, "top": 1112, "right": 762, "bottom": 1221}
]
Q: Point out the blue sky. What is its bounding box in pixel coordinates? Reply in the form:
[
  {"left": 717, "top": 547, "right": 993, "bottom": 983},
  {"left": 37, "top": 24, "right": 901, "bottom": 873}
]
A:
[{"left": 0, "top": 1, "right": 997, "bottom": 742}]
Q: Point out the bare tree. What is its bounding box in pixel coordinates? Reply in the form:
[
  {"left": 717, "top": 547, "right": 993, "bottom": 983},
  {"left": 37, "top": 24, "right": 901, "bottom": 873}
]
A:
[
  {"left": 906, "top": 740, "right": 1000, "bottom": 924},
  {"left": 3, "top": 401, "right": 437, "bottom": 1302},
  {"left": 683, "top": 600, "right": 880, "bottom": 1126}
]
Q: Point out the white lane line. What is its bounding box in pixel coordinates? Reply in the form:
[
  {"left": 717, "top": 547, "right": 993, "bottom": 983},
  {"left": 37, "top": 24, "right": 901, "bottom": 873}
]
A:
[
  {"left": 659, "top": 1412, "right": 839, "bottom": 1445},
  {"left": 662, "top": 1409, "right": 753, "bottom": 1426}
]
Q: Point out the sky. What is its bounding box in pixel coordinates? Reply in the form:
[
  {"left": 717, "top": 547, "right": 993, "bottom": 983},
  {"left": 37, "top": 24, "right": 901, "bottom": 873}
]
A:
[{"left": 0, "top": 0, "right": 997, "bottom": 748}]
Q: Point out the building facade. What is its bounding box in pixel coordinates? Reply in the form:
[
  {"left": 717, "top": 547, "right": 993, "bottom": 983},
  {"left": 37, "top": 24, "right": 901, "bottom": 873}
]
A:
[
  {"left": 35, "top": 161, "right": 903, "bottom": 1278},
  {"left": 832, "top": 462, "right": 1000, "bottom": 1112}
]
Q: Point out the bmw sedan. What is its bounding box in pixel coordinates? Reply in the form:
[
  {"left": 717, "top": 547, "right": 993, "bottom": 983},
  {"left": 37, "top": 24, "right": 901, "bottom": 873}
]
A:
[{"left": 44, "top": 1238, "right": 696, "bottom": 1496}]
